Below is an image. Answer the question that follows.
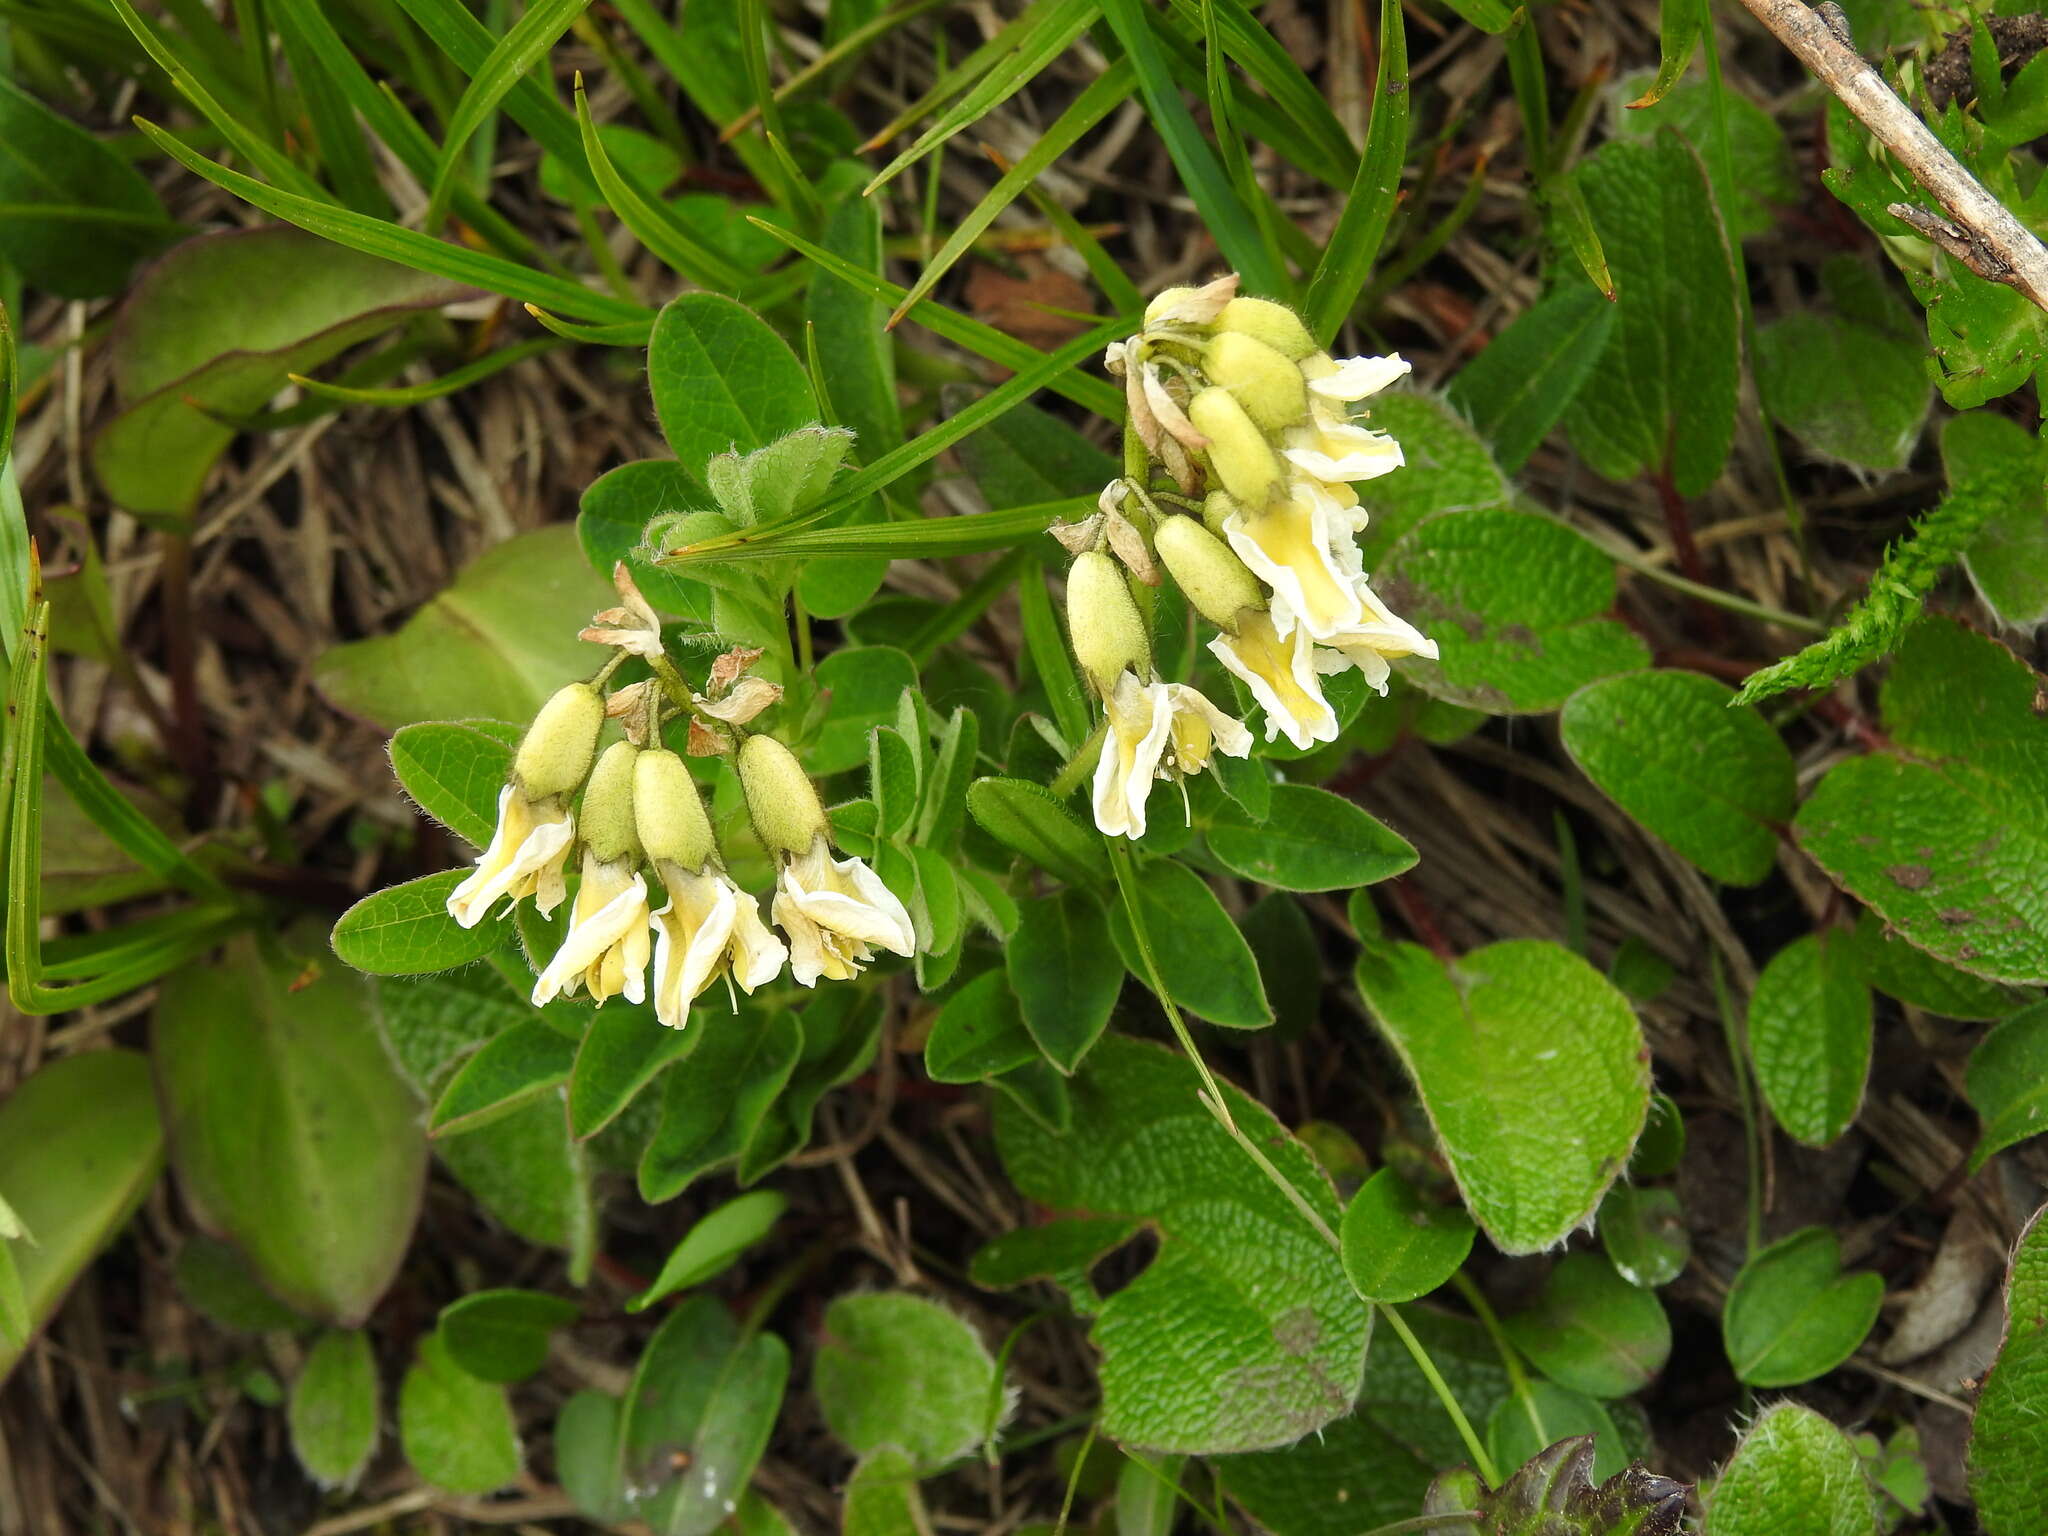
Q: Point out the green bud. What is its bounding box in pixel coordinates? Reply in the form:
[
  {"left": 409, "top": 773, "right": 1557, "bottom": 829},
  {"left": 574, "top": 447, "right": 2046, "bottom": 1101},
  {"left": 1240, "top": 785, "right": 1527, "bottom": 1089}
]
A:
[
  {"left": 1201, "top": 490, "right": 1240, "bottom": 539},
  {"left": 1066, "top": 550, "right": 1151, "bottom": 690},
  {"left": 1215, "top": 296, "right": 1317, "bottom": 360},
  {"left": 1188, "top": 387, "right": 1284, "bottom": 508},
  {"left": 1143, "top": 285, "right": 1197, "bottom": 328},
  {"left": 737, "top": 734, "right": 829, "bottom": 858},
  {"left": 1155, "top": 516, "right": 1265, "bottom": 632},
  {"left": 512, "top": 682, "right": 604, "bottom": 799},
  {"left": 580, "top": 741, "right": 642, "bottom": 863},
  {"left": 634, "top": 748, "right": 717, "bottom": 871},
  {"left": 1204, "top": 332, "right": 1309, "bottom": 431}
]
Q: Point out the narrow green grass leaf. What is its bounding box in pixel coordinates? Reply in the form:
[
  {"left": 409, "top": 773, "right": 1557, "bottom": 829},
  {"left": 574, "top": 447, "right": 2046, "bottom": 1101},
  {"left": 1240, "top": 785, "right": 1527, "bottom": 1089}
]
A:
[
  {"left": 1302, "top": 0, "right": 1407, "bottom": 342},
  {"left": 753, "top": 218, "right": 1123, "bottom": 417},
  {"left": 859, "top": 0, "right": 1070, "bottom": 162},
  {"left": 1628, "top": 0, "right": 1703, "bottom": 109},
  {"left": 571, "top": 79, "right": 752, "bottom": 290},
  {"left": 890, "top": 60, "right": 1135, "bottom": 326},
  {"left": 1163, "top": 0, "right": 1357, "bottom": 187},
  {"left": 131, "top": 120, "right": 650, "bottom": 325},
  {"left": 0, "top": 303, "right": 14, "bottom": 481},
  {"left": 291, "top": 338, "right": 561, "bottom": 406},
  {"left": 424, "top": 0, "right": 595, "bottom": 232},
  {"left": 1547, "top": 176, "right": 1616, "bottom": 298},
  {"left": 1098, "top": 0, "right": 1284, "bottom": 297},
  {"left": 865, "top": 0, "right": 1096, "bottom": 196}
]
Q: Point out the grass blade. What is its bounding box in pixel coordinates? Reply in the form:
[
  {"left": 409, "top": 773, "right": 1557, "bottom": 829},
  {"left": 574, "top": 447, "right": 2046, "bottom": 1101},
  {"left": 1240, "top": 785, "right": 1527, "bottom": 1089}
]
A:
[
  {"left": 424, "top": 0, "right": 595, "bottom": 233},
  {"left": 1098, "top": 0, "right": 1284, "bottom": 297},
  {"left": 858, "top": 0, "right": 1067, "bottom": 157},
  {"left": 722, "top": 0, "right": 951, "bottom": 142},
  {"left": 290, "top": 337, "right": 561, "bottom": 405},
  {"left": 658, "top": 499, "right": 1087, "bottom": 567},
  {"left": 1019, "top": 563, "right": 1091, "bottom": 748},
  {"left": 1165, "top": 0, "right": 1357, "bottom": 188},
  {"left": 1302, "top": 0, "right": 1408, "bottom": 342},
  {"left": 864, "top": 0, "right": 1097, "bottom": 197},
  {"left": 751, "top": 218, "right": 1125, "bottom": 418},
  {"left": 890, "top": 59, "right": 1135, "bottom": 327},
  {"left": 133, "top": 118, "right": 653, "bottom": 325},
  {"left": 571, "top": 78, "right": 752, "bottom": 291},
  {"left": 0, "top": 301, "right": 14, "bottom": 483},
  {"left": 1628, "top": 0, "right": 1703, "bottom": 110},
  {"left": 1547, "top": 175, "right": 1616, "bottom": 299}
]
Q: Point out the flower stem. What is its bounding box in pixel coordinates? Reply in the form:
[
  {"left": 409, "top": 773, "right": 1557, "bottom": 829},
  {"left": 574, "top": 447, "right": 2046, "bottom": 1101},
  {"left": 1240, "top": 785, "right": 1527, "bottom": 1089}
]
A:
[
  {"left": 1601, "top": 537, "right": 1826, "bottom": 636},
  {"left": 1049, "top": 718, "right": 1108, "bottom": 799},
  {"left": 1380, "top": 1301, "right": 1500, "bottom": 1486}
]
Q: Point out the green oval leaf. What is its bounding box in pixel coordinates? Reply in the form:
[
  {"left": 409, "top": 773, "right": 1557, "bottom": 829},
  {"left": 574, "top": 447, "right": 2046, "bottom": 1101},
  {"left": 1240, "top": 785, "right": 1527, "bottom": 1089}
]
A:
[
  {"left": 439, "top": 1288, "right": 580, "bottom": 1383},
  {"left": 1707, "top": 1402, "right": 1877, "bottom": 1536},
  {"left": 1008, "top": 888, "right": 1125, "bottom": 1073},
  {"left": 0, "top": 76, "right": 173, "bottom": 299},
  {"left": 1380, "top": 509, "right": 1651, "bottom": 716},
  {"left": 1599, "top": 1184, "right": 1690, "bottom": 1289},
  {"left": 1338, "top": 1166, "right": 1474, "bottom": 1303},
  {"left": 1969, "top": 1201, "right": 2048, "bottom": 1532},
  {"left": 966, "top": 776, "right": 1111, "bottom": 886},
  {"left": 429, "top": 1021, "right": 578, "bottom": 1138},
  {"left": 814, "top": 1291, "right": 999, "bottom": 1472},
  {"left": 389, "top": 720, "right": 519, "bottom": 849},
  {"left": 0, "top": 1050, "right": 163, "bottom": 1379},
  {"left": 1354, "top": 939, "right": 1649, "bottom": 1254},
  {"left": 628, "top": 1190, "right": 788, "bottom": 1312},
  {"left": 290, "top": 1329, "right": 380, "bottom": 1489},
  {"left": 567, "top": 1002, "right": 696, "bottom": 1140},
  {"left": 1722, "top": 1227, "right": 1883, "bottom": 1388},
  {"left": 1748, "top": 931, "right": 1872, "bottom": 1148},
  {"left": 1503, "top": 1252, "right": 1671, "bottom": 1399},
  {"left": 1208, "top": 784, "right": 1417, "bottom": 892},
  {"left": 648, "top": 292, "right": 816, "bottom": 472},
  {"left": 1560, "top": 670, "right": 1795, "bottom": 886},
  {"left": 156, "top": 934, "right": 425, "bottom": 1325},
  {"left": 1968, "top": 1002, "right": 2048, "bottom": 1171},
  {"left": 1108, "top": 859, "right": 1271, "bottom": 1029},
  {"left": 925, "top": 968, "right": 1039, "bottom": 1083},
  {"left": 399, "top": 1331, "right": 521, "bottom": 1495},
  {"left": 332, "top": 869, "right": 501, "bottom": 976}
]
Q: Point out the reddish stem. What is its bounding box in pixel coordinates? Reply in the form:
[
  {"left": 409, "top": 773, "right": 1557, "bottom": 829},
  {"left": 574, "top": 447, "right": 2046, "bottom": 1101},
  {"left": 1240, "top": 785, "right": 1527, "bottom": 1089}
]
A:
[{"left": 1386, "top": 878, "right": 1455, "bottom": 962}]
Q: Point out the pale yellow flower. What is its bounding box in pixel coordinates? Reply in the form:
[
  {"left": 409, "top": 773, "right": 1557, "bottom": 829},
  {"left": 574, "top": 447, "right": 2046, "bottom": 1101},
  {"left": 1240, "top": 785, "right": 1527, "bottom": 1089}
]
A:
[
  {"left": 772, "top": 839, "right": 917, "bottom": 987},
  {"left": 445, "top": 784, "right": 576, "bottom": 928},
  {"left": 532, "top": 850, "right": 652, "bottom": 1007},
  {"left": 1309, "top": 582, "right": 1441, "bottom": 695},
  {"left": 1302, "top": 352, "right": 1411, "bottom": 403},
  {"left": 1223, "top": 480, "right": 1370, "bottom": 641},
  {"left": 1282, "top": 401, "right": 1406, "bottom": 485},
  {"left": 1209, "top": 609, "right": 1339, "bottom": 751},
  {"left": 1091, "top": 669, "right": 1252, "bottom": 840},
  {"left": 649, "top": 861, "right": 787, "bottom": 1027}
]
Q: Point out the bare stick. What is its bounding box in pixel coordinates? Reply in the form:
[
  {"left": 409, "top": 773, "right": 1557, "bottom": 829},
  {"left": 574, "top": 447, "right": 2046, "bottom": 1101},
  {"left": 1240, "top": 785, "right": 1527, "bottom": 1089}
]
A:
[{"left": 1737, "top": 0, "right": 2048, "bottom": 312}]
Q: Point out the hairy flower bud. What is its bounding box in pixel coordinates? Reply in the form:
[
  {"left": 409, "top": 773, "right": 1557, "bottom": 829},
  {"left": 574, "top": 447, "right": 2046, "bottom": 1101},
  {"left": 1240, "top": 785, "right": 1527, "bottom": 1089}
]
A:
[
  {"left": 634, "top": 748, "right": 716, "bottom": 871},
  {"left": 1066, "top": 550, "right": 1151, "bottom": 690},
  {"left": 1214, "top": 295, "right": 1317, "bottom": 360},
  {"left": 1202, "top": 490, "right": 1240, "bottom": 539},
  {"left": 1143, "top": 274, "right": 1238, "bottom": 330},
  {"left": 1188, "top": 387, "right": 1285, "bottom": 508},
  {"left": 1155, "top": 516, "right": 1265, "bottom": 632},
  {"left": 512, "top": 682, "right": 604, "bottom": 800},
  {"left": 580, "top": 741, "right": 642, "bottom": 864},
  {"left": 1204, "top": 332, "right": 1310, "bottom": 432},
  {"left": 737, "top": 734, "right": 829, "bottom": 859}
]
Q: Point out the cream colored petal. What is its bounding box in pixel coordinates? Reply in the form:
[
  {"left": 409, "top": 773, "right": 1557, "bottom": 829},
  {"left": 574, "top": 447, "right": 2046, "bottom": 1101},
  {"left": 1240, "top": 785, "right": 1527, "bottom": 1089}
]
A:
[
  {"left": 1306, "top": 353, "right": 1411, "bottom": 401},
  {"left": 787, "top": 844, "right": 916, "bottom": 957},
  {"left": 532, "top": 865, "right": 651, "bottom": 1007},
  {"left": 1163, "top": 683, "right": 1254, "bottom": 760},
  {"left": 1224, "top": 489, "right": 1365, "bottom": 641},
  {"left": 447, "top": 787, "right": 575, "bottom": 928},
  {"left": 1209, "top": 613, "right": 1338, "bottom": 750},
  {"left": 697, "top": 677, "right": 782, "bottom": 724},
  {"left": 1282, "top": 418, "right": 1406, "bottom": 484},
  {"left": 650, "top": 868, "right": 740, "bottom": 1027},
  {"left": 1091, "top": 671, "right": 1172, "bottom": 840},
  {"left": 727, "top": 893, "right": 788, "bottom": 992},
  {"left": 774, "top": 882, "right": 858, "bottom": 987}
]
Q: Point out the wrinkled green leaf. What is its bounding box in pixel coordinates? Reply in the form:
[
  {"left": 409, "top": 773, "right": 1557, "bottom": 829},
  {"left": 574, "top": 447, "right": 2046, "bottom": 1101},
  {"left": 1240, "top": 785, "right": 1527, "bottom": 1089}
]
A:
[
  {"left": 1707, "top": 1402, "right": 1877, "bottom": 1536},
  {"left": 1338, "top": 1167, "right": 1474, "bottom": 1303},
  {"left": 1967, "top": 1002, "right": 2048, "bottom": 1170},
  {"left": 399, "top": 1331, "right": 521, "bottom": 1495},
  {"left": 1970, "top": 1201, "right": 2048, "bottom": 1533},
  {"left": 1748, "top": 931, "right": 1872, "bottom": 1147},
  {"left": 814, "top": 1291, "right": 998, "bottom": 1472}
]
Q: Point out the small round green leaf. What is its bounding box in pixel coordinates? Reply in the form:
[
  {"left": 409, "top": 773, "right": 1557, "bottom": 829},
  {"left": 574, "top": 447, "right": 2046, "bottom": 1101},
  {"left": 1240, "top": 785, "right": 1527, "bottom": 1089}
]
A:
[
  {"left": 439, "top": 1288, "right": 580, "bottom": 1383},
  {"left": 1008, "top": 888, "right": 1125, "bottom": 1072},
  {"left": 813, "top": 1291, "right": 999, "bottom": 1472},
  {"left": 1560, "top": 670, "right": 1795, "bottom": 886},
  {"left": 1706, "top": 1402, "right": 1877, "bottom": 1536},
  {"left": 1968, "top": 1002, "right": 2048, "bottom": 1171},
  {"left": 1748, "top": 930, "right": 1873, "bottom": 1148},
  {"left": 289, "top": 1329, "right": 380, "bottom": 1490},
  {"left": 1106, "top": 859, "right": 1271, "bottom": 1029},
  {"left": 1723, "top": 1227, "right": 1883, "bottom": 1388},
  {"left": 1503, "top": 1252, "right": 1671, "bottom": 1398},
  {"left": 628, "top": 1190, "right": 788, "bottom": 1312},
  {"left": 1629, "top": 1092, "right": 1685, "bottom": 1179},
  {"left": 1338, "top": 1167, "right": 1474, "bottom": 1303},
  {"left": 1208, "top": 784, "right": 1417, "bottom": 892},
  {"left": 924, "top": 969, "right": 1038, "bottom": 1083},
  {"left": 399, "top": 1331, "right": 521, "bottom": 1495},
  {"left": 1599, "top": 1184, "right": 1690, "bottom": 1289}
]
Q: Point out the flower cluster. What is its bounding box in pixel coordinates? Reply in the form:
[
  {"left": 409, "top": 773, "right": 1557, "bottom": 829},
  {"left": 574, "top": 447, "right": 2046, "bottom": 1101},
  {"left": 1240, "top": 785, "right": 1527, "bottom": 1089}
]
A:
[
  {"left": 1068, "top": 275, "right": 1439, "bottom": 837},
  {"left": 444, "top": 568, "right": 915, "bottom": 1026}
]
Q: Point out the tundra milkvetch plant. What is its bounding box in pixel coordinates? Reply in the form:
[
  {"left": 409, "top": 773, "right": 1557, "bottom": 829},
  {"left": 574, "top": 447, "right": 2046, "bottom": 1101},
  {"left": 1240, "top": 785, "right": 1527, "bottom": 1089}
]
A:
[
  {"left": 1070, "top": 276, "right": 1439, "bottom": 837},
  {"left": 443, "top": 563, "right": 914, "bottom": 1023}
]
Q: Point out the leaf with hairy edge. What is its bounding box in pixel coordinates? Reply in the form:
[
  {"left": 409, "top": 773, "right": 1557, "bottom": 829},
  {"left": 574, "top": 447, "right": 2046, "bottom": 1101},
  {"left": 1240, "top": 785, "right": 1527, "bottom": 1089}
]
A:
[
  {"left": 1747, "top": 931, "right": 1872, "bottom": 1148},
  {"left": 647, "top": 292, "right": 817, "bottom": 475},
  {"left": 990, "top": 1035, "right": 1367, "bottom": 1453},
  {"left": 1707, "top": 1403, "right": 1876, "bottom": 1536},
  {"left": 1949, "top": 410, "right": 2048, "bottom": 629},
  {"left": 290, "top": 1330, "right": 380, "bottom": 1489},
  {"left": 1560, "top": 670, "right": 1795, "bottom": 886},
  {"left": 814, "top": 1291, "right": 999, "bottom": 1471},
  {"left": 399, "top": 1332, "right": 520, "bottom": 1495},
  {"left": 1795, "top": 619, "right": 2048, "bottom": 984},
  {"left": 1338, "top": 1167, "right": 1474, "bottom": 1303},
  {"left": 1355, "top": 940, "right": 1649, "bottom": 1254},
  {"left": 1970, "top": 1202, "right": 2048, "bottom": 1532},
  {"left": 389, "top": 721, "right": 518, "bottom": 850},
  {"left": 1968, "top": 1004, "right": 2048, "bottom": 1170},
  {"left": 1380, "top": 510, "right": 1650, "bottom": 716},
  {"left": 332, "top": 870, "right": 500, "bottom": 976}
]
